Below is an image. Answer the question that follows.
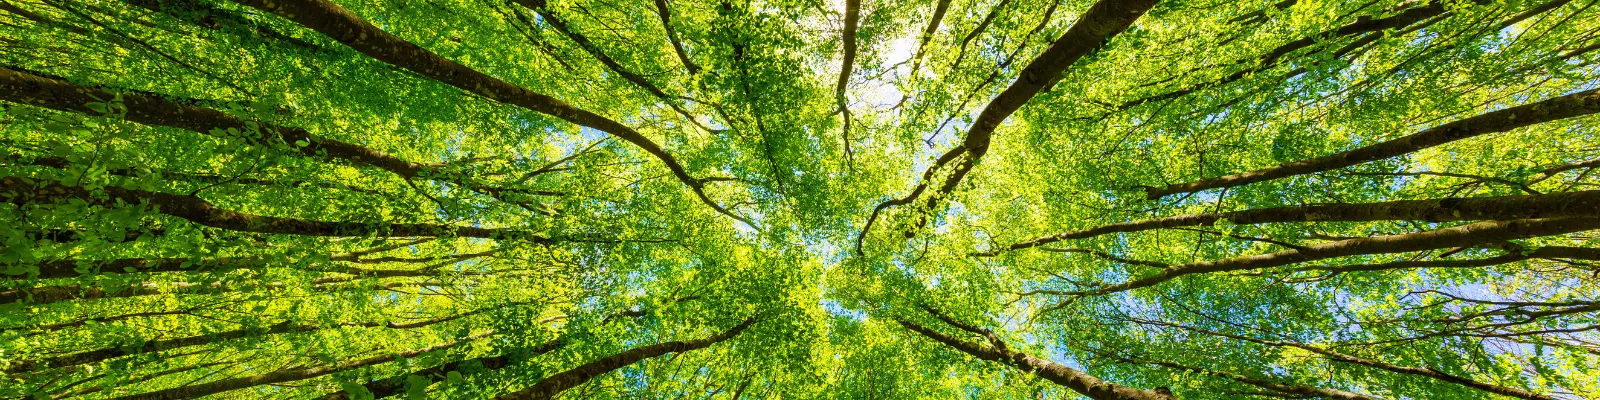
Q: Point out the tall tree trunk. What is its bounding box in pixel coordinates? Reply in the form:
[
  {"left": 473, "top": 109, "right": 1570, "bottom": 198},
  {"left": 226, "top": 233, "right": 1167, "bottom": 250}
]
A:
[
  {"left": 897, "top": 318, "right": 1174, "bottom": 400},
  {"left": 1143, "top": 89, "right": 1600, "bottom": 199},
  {"left": 227, "top": 0, "right": 749, "bottom": 224},
  {"left": 980, "top": 190, "right": 1600, "bottom": 255},
  {"left": 109, "top": 332, "right": 494, "bottom": 400},
  {"left": 494, "top": 318, "right": 756, "bottom": 399}
]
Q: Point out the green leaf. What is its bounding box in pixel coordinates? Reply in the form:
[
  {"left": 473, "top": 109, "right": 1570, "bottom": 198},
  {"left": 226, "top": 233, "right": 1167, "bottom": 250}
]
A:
[
  {"left": 339, "top": 381, "right": 374, "bottom": 400},
  {"left": 405, "top": 375, "right": 429, "bottom": 400},
  {"left": 2, "top": 264, "right": 33, "bottom": 276}
]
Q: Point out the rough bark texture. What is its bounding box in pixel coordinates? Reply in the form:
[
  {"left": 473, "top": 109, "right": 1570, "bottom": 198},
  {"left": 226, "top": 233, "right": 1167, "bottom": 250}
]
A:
[
  {"left": 1144, "top": 89, "right": 1600, "bottom": 199},
  {"left": 1060, "top": 217, "right": 1600, "bottom": 296},
  {"left": 897, "top": 319, "right": 1175, "bottom": 400},
  {"left": 494, "top": 318, "right": 756, "bottom": 399},
  {"left": 981, "top": 190, "right": 1600, "bottom": 255}
]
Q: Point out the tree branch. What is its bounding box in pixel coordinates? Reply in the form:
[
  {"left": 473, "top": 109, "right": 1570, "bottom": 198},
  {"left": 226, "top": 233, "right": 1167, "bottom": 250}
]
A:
[
  {"left": 859, "top": 0, "right": 1156, "bottom": 254},
  {"left": 494, "top": 317, "right": 757, "bottom": 399},
  {"left": 896, "top": 317, "right": 1175, "bottom": 400},
  {"left": 979, "top": 190, "right": 1600, "bottom": 256},
  {"left": 110, "top": 331, "right": 494, "bottom": 400},
  {"left": 1143, "top": 89, "right": 1600, "bottom": 199},
  {"left": 230, "top": 0, "right": 753, "bottom": 226},
  {"left": 1047, "top": 217, "right": 1600, "bottom": 298}
]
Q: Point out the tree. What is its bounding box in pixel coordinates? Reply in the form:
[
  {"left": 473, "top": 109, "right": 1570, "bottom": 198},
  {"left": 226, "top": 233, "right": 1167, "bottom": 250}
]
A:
[{"left": 1, "top": 0, "right": 1597, "bottom": 398}]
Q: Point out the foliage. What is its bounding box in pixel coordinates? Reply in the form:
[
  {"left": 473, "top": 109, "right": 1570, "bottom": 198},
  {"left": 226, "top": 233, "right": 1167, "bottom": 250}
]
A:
[{"left": 1, "top": 0, "right": 1598, "bottom": 398}]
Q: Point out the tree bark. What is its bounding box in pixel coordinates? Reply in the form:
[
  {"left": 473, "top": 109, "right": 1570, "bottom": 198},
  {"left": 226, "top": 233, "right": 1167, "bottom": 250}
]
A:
[
  {"left": 122, "top": 0, "right": 324, "bottom": 51},
  {"left": 1, "top": 176, "right": 547, "bottom": 241},
  {"left": 652, "top": 0, "right": 700, "bottom": 75},
  {"left": 1142, "top": 320, "right": 1557, "bottom": 400},
  {"left": 29, "top": 257, "right": 261, "bottom": 279},
  {"left": 228, "top": 0, "right": 749, "bottom": 224},
  {"left": 836, "top": 0, "right": 861, "bottom": 164},
  {"left": 314, "top": 338, "right": 562, "bottom": 399},
  {"left": 494, "top": 318, "right": 756, "bottom": 399},
  {"left": 979, "top": 190, "right": 1600, "bottom": 255},
  {"left": 858, "top": 0, "right": 1157, "bottom": 254},
  {"left": 109, "top": 331, "right": 493, "bottom": 400},
  {"left": 513, "top": 0, "right": 702, "bottom": 127},
  {"left": 0, "top": 278, "right": 459, "bottom": 305},
  {"left": 1054, "top": 217, "right": 1600, "bottom": 297},
  {"left": 22, "top": 242, "right": 483, "bottom": 279},
  {"left": 0, "top": 68, "right": 572, "bottom": 206},
  {"left": 836, "top": 0, "right": 860, "bottom": 107},
  {"left": 1111, "top": 354, "right": 1386, "bottom": 400},
  {"left": 1143, "top": 89, "right": 1600, "bottom": 199},
  {"left": 897, "top": 318, "right": 1174, "bottom": 400},
  {"left": 1277, "top": 246, "right": 1600, "bottom": 276},
  {"left": 5, "top": 304, "right": 508, "bottom": 373},
  {"left": 1123, "top": 1, "right": 1451, "bottom": 109},
  {"left": 906, "top": 0, "right": 953, "bottom": 79},
  {"left": 0, "top": 67, "right": 437, "bottom": 179}
]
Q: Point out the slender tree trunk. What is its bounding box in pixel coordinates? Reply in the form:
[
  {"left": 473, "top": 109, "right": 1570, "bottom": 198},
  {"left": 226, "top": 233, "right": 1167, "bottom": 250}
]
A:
[
  {"left": 897, "top": 318, "right": 1174, "bottom": 400},
  {"left": 1108, "top": 354, "right": 1386, "bottom": 400},
  {"left": 1123, "top": 0, "right": 1450, "bottom": 109},
  {"left": 652, "top": 0, "right": 700, "bottom": 74},
  {"left": 494, "top": 318, "right": 756, "bottom": 399},
  {"left": 109, "top": 331, "right": 494, "bottom": 400},
  {"left": 1143, "top": 89, "right": 1600, "bottom": 199},
  {"left": 1055, "top": 217, "right": 1600, "bottom": 297},
  {"left": 6, "top": 304, "right": 509, "bottom": 373},
  {"left": 227, "top": 0, "right": 748, "bottom": 224},
  {"left": 0, "top": 67, "right": 437, "bottom": 178},
  {"left": 1146, "top": 321, "right": 1557, "bottom": 400},
  {"left": 513, "top": 0, "right": 702, "bottom": 127},
  {"left": 0, "top": 279, "right": 451, "bottom": 306},
  {"left": 859, "top": 0, "right": 1157, "bottom": 253},
  {"left": 315, "top": 338, "right": 563, "bottom": 399},
  {"left": 980, "top": 190, "right": 1600, "bottom": 255},
  {"left": 1, "top": 176, "right": 547, "bottom": 241}
]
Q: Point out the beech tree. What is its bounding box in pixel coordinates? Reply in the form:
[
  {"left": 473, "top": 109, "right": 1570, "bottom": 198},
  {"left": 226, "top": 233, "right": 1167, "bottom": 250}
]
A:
[{"left": 2, "top": 0, "right": 1598, "bottom": 398}]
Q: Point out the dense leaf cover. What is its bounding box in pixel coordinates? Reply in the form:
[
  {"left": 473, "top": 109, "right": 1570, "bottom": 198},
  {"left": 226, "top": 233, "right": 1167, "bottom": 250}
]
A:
[{"left": 1, "top": 0, "right": 1599, "bottom": 398}]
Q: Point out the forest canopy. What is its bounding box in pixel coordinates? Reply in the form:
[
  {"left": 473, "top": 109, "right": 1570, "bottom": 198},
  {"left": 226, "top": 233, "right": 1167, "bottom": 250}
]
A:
[{"left": 2, "top": 0, "right": 1599, "bottom": 398}]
